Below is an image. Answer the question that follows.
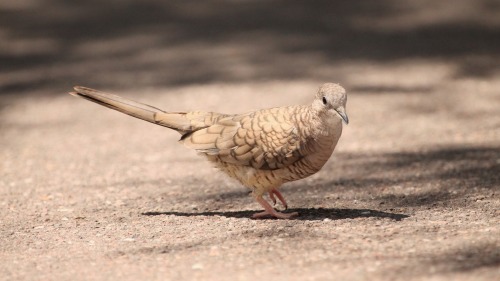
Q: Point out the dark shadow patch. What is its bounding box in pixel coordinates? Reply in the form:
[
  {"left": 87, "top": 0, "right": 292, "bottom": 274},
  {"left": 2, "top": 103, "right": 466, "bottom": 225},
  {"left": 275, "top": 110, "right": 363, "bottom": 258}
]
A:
[
  {"left": 142, "top": 207, "right": 409, "bottom": 221},
  {"left": 1, "top": 0, "right": 499, "bottom": 96},
  {"left": 382, "top": 242, "right": 500, "bottom": 278},
  {"left": 280, "top": 145, "right": 500, "bottom": 208},
  {"left": 438, "top": 243, "right": 500, "bottom": 273}
]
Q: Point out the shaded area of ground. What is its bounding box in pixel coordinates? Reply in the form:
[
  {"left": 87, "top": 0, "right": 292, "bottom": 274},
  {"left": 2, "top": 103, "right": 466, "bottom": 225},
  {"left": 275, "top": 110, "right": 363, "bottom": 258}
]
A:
[
  {"left": 1, "top": 0, "right": 499, "bottom": 95},
  {"left": 188, "top": 144, "right": 499, "bottom": 208},
  {"left": 142, "top": 208, "right": 409, "bottom": 221}
]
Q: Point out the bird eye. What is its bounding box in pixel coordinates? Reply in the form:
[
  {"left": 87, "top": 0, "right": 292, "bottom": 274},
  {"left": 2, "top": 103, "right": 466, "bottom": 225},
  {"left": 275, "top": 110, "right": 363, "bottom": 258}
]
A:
[{"left": 322, "top": 96, "right": 327, "bottom": 105}]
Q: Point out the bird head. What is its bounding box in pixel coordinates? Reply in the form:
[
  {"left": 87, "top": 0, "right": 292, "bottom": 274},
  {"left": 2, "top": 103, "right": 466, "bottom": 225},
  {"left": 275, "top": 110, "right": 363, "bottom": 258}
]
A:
[{"left": 312, "top": 83, "right": 349, "bottom": 125}]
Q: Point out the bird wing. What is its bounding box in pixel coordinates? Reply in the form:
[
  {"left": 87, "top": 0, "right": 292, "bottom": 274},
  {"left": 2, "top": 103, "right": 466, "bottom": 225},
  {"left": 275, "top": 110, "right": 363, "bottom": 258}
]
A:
[{"left": 181, "top": 107, "right": 306, "bottom": 170}]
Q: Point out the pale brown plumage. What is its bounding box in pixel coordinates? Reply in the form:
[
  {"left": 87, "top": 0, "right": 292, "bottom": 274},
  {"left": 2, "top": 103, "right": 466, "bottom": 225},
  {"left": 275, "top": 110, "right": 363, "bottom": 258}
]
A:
[{"left": 70, "top": 83, "right": 348, "bottom": 219}]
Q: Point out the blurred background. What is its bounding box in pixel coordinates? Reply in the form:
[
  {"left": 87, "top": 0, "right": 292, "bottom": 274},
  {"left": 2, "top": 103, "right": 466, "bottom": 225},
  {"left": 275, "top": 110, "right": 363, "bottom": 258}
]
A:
[{"left": 1, "top": 0, "right": 499, "bottom": 95}]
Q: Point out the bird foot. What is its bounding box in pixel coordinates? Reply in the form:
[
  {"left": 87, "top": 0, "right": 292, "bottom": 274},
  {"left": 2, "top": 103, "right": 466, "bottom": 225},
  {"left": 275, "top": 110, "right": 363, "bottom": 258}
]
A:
[{"left": 254, "top": 195, "right": 297, "bottom": 219}]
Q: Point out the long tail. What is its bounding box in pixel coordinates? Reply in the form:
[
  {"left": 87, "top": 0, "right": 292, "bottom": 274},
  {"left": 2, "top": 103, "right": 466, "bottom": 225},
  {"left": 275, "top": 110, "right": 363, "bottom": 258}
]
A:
[
  {"left": 69, "top": 86, "right": 228, "bottom": 135},
  {"left": 70, "top": 86, "right": 169, "bottom": 126}
]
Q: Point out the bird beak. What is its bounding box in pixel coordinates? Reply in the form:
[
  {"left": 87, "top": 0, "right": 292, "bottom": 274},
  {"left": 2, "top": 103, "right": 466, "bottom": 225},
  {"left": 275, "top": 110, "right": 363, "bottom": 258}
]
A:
[{"left": 335, "top": 107, "right": 349, "bottom": 125}]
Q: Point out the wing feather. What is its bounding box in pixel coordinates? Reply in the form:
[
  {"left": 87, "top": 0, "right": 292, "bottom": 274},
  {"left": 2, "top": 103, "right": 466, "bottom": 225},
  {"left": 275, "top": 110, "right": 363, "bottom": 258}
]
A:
[{"left": 181, "top": 107, "right": 305, "bottom": 170}]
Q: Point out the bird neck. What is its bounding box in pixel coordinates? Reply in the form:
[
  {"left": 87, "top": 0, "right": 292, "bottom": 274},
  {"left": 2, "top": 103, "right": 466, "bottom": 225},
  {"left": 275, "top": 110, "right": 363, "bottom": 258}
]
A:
[{"left": 309, "top": 106, "right": 341, "bottom": 137}]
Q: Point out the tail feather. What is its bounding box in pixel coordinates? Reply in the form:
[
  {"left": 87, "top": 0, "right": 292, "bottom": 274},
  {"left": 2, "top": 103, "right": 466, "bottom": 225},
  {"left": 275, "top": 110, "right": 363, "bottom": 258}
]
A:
[
  {"left": 70, "top": 86, "right": 230, "bottom": 135},
  {"left": 70, "top": 86, "right": 167, "bottom": 125}
]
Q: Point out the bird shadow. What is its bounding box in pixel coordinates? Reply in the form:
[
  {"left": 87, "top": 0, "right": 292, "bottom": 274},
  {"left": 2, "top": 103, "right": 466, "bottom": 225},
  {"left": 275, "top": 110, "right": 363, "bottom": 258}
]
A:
[{"left": 141, "top": 207, "right": 409, "bottom": 221}]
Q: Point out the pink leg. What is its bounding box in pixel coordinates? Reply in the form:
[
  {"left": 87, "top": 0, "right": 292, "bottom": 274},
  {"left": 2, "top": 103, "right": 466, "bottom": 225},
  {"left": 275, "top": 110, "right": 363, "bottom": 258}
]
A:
[
  {"left": 269, "top": 188, "right": 288, "bottom": 210},
  {"left": 252, "top": 196, "right": 298, "bottom": 219},
  {"left": 268, "top": 191, "right": 277, "bottom": 205}
]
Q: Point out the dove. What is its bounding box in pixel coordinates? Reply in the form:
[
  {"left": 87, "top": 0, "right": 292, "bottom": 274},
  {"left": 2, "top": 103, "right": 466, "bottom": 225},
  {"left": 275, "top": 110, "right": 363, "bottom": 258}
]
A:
[{"left": 69, "top": 83, "right": 348, "bottom": 219}]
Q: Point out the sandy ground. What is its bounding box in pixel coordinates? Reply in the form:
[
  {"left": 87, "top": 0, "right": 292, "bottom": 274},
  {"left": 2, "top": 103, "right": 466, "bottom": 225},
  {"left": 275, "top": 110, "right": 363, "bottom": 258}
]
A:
[{"left": 1, "top": 1, "right": 499, "bottom": 280}]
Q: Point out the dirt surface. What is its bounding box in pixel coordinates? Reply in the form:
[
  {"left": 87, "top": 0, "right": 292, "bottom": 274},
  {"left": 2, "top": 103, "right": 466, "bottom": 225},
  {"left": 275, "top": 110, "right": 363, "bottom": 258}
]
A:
[{"left": 1, "top": 1, "right": 499, "bottom": 280}]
